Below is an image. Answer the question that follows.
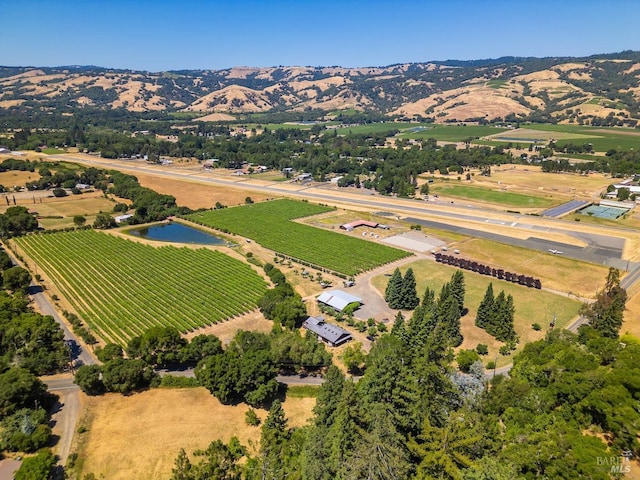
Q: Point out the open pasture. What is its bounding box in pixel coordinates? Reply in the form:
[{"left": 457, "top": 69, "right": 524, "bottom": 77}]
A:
[
  {"left": 76, "top": 387, "right": 315, "bottom": 480},
  {"left": 372, "top": 260, "right": 582, "bottom": 365},
  {"left": 398, "top": 124, "right": 509, "bottom": 141},
  {"left": 15, "top": 230, "right": 267, "bottom": 344},
  {"left": 427, "top": 183, "right": 556, "bottom": 208},
  {"left": 186, "top": 199, "right": 411, "bottom": 275},
  {"left": 469, "top": 164, "right": 610, "bottom": 198}
]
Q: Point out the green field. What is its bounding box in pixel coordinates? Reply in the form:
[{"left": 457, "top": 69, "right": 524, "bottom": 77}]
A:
[
  {"left": 186, "top": 199, "right": 411, "bottom": 275},
  {"left": 479, "top": 124, "right": 640, "bottom": 152},
  {"left": 16, "top": 230, "right": 268, "bottom": 344},
  {"left": 428, "top": 184, "right": 556, "bottom": 208},
  {"left": 332, "top": 123, "right": 509, "bottom": 141},
  {"left": 487, "top": 79, "right": 508, "bottom": 89}
]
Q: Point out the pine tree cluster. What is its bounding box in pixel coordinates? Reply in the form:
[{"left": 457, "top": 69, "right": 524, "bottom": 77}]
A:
[
  {"left": 384, "top": 268, "right": 420, "bottom": 310},
  {"left": 395, "top": 270, "right": 465, "bottom": 348},
  {"left": 475, "top": 283, "right": 516, "bottom": 342}
]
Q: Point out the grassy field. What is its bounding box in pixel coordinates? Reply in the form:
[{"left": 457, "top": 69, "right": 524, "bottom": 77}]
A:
[
  {"left": 372, "top": 260, "right": 582, "bottom": 366},
  {"left": 186, "top": 199, "right": 411, "bottom": 275},
  {"left": 76, "top": 387, "right": 316, "bottom": 480},
  {"left": 453, "top": 237, "right": 610, "bottom": 298},
  {"left": 428, "top": 184, "right": 557, "bottom": 208},
  {"left": 398, "top": 124, "right": 509, "bottom": 141},
  {"left": 15, "top": 230, "right": 267, "bottom": 344},
  {"left": 483, "top": 124, "right": 640, "bottom": 152}
]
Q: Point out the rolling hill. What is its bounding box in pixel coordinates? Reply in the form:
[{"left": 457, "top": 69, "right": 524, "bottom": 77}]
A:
[{"left": 1, "top": 51, "right": 640, "bottom": 125}]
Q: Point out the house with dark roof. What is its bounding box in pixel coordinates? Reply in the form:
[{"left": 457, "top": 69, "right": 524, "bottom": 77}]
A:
[{"left": 303, "top": 316, "right": 353, "bottom": 347}]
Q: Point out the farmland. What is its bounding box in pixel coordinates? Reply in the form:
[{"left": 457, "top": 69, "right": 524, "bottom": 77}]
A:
[
  {"left": 15, "top": 230, "right": 268, "bottom": 344},
  {"left": 186, "top": 199, "right": 411, "bottom": 275},
  {"left": 426, "top": 184, "right": 557, "bottom": 208}
]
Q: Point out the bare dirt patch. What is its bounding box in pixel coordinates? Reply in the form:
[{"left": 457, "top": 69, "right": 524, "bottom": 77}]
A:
[{"left": 77, "top": 388, "right": 315, "bottom": 480}]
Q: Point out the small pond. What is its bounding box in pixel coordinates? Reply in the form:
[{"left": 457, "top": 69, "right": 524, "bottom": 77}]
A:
[{"left": 128, "top": 222, "right": 227, "bottom": 245}]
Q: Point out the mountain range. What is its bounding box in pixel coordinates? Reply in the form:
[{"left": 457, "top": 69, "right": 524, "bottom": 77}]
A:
[{"left": 1, "top": 51, "right": 639, "bottom": 125}]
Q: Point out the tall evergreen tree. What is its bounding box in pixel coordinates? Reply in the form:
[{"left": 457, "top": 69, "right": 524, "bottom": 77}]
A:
[
  {"left": 437, "top": 293, "right": 463, "bottom": 347},
  {"left": 400, "top": 267, "right": 420, "bottom": 310},
  {"left": 385, "top": 268, "right": 403, "bottom": 309},
  {"left": 584, "top": 267, "right": 627, "bottom": 338},
  {"left": 313, "top": 365, "right": 345, "bottom": 428},
  {"left": 391, "top": 311, "right": 407, "bottom": 340},
  {"left": 476, "top": 283, "right": 494, "bottom": 329},
  {"left": 422, "top": 286, "right": 436, "bottom": 310},
  {"left": 450, "top": 270, "right": 466, "bottom": 314},
  {"left": 259, "top": 400, "right": 289, "bottom": 480}
]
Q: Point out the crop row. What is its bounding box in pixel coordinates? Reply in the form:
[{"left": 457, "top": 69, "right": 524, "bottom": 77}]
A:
[
  {"left": 16, "top": 230, "right": 268, "bottom": 344},
  {"left": 185, "top": 199, "right": 411, "bottom": 275}
]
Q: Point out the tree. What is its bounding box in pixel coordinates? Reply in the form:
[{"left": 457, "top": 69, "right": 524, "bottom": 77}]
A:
[
  {"left": 449, "top": 270, "right": 466, "bottom": 314},
  {"left": 14, "top": 449, "right": 56, "bottom": 480},
  {"left": 93, "top": 212, "right": 116, "bottom": 229},
  {"left": 245, "top": 196, "right": 254, "bottom": 204},
  {"left": 437, "top": 294, "right": 463, "bottom": 347},
  {"left": 96, "top": 343, "right": 123, "bottom": 362},
  {"left": 272, "top": 295, "right": 307, "bottom": 329},
  {"left": 101, "top": 358, "right": 158, "bottom": 394},
  {"left": 0, "top": 206, "right": 38, "bottom": 237},
  {"left": 74, "top": 365, "right": 105, "bottom": 395},
  {"left": 342, "top": 342, "right": 365, "bottom": 375},
  {"left": 0, "top": 368, "right": 49, "bottom": 417},
  {"left": 475, "top": 283, "right": 494, "bottom": 329},
  {"left": 3, "top": 266, "right": 32, "bottom": 293},
  {"left": 52, "top": 187, "right": 67, "bottom": 197},
  {"left": 400, "top": 267, "right": 419, "bottom": 310},
  {"left": 259, "top": 400, "right": 289, "bottom": 480},
  {"left": 583, "top": 267, "right": 627, "bottom": 338},
  {"left": 408, "top": 411, "right": 482, "bottom": 480},
  {"left": 391, "top": 311, "right": 406, "bottom": 339},
  {"left": 384, "top": 268, "right": 403, "bottom": 308},
  {"left": 456, "top": 349, "right": 480, "bottom": 373},
  {"left": 73, "top": 215, "right": 86, "bottom": 227},
  {"left": 420, "top": 183, "right": 430, "bottom": 195}
]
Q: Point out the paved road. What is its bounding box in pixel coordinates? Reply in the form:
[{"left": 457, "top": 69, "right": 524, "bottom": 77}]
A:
[
  {"left": 0, "top": 459, "right": 21, "bottom": 480},
  {"left": 43, "top": 375, "right": 80, "bottom": 466}
]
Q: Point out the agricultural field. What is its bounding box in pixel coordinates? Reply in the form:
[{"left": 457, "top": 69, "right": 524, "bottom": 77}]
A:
[
  {"left": 333, "top": 122, "right": 508, "bottom": 141},
  {"left": 372, "top": 260, "right": 582, "bottom": 366},
  {"left": 482, "top": 124, "right": 640, "bottom": 152},
  {"left": 426, "top": 183, "right": 557, "bottom": 209},
  {"left": 186, "top": 199, "right": 411, "bottom": 275},
  {"left": 15, "top": 230, "right": 268, "bottom": 344}
]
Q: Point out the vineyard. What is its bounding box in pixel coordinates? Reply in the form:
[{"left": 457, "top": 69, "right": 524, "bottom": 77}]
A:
[
  {"left": 15, "top": 230, "right": 268, "bottom": 344},
  {"left": 186, "top": 199, "right": 411, "bottom": 275}
]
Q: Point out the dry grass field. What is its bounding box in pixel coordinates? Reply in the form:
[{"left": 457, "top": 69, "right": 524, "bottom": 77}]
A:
[
  {"left": 0, "top": 170, "right": 39, "bottom": 188},
  {"left": 451, "top": 238, "right": 609, "bottom": 298},
  {"left": 76, "top": 388, "right": 315, "bottom": 480},
  {"left": 0, "top": 191, "right": 116, "bottom": 229},
  {"left": 622, "top": 289, "right": 640, "bottom": 339},
  {"left": 121, "top": 171, "right": 275, "bottom": 210},
  {"left": 472, "top": 164, "right": 610, "bottom": 198},
  {"left": 371, "top": 260, "right": 582, "bottom": 367}
]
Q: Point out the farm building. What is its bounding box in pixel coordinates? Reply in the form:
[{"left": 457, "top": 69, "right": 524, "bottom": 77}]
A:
[
  {"left": 340, "top": 220, "right": 383, "bottom": 231},
  {"left": 317, "top": 289, "right": 363, "bottom": 312},
  {"left": 303, "top": 316, "right": 353, "bottom": 347}
]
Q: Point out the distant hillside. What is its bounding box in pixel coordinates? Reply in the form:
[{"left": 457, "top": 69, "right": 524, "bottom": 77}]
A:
[{"left": 1, "top": 51, "right": 640, "bottom": 125}]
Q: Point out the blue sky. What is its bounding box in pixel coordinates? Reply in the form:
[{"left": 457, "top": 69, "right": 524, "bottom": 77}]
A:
[{"left": 1, "top": 0, "right": 638, "bottom": 71}]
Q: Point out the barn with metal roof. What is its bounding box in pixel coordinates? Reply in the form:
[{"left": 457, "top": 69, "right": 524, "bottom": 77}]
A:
[
  {"left": 303, "top": 316, "right": 353, "bottom": 347},
  {"left": 317, "top": 289, "right": 363, "bottom": 312}
]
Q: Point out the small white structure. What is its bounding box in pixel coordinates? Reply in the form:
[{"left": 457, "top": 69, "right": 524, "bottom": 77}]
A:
[
  {"left": 115, "top": 214, "right": 134, "bottom": 224},
  {"left": 75, "top": 183, "right": 91, "bottom": 190}
]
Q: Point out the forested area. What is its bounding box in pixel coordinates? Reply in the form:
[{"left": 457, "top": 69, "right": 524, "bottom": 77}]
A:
[{"left": 0, "top": 247, "right": 68, "bottom": 459}]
